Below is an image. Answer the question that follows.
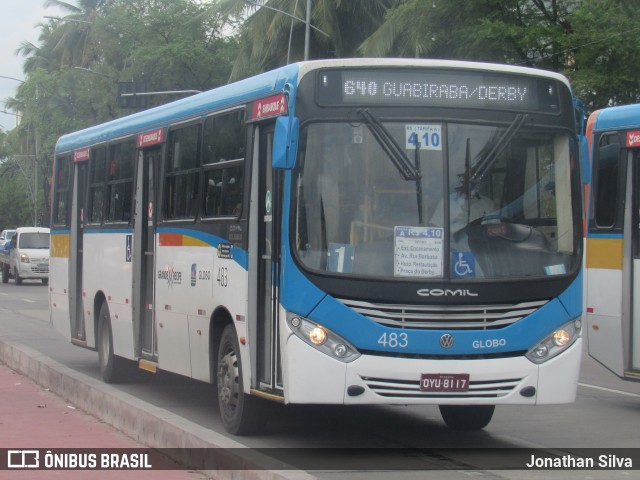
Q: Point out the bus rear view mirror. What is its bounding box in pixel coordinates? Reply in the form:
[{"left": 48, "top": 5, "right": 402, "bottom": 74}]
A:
[{"left": 272, "top": 115, "right": 299, "bottom": 170}]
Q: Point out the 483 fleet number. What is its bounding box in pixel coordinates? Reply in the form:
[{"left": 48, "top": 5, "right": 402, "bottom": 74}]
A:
[
  {"left": 377, "top": 332, "right": 409, "bottom": 348},
  {"left": 216, "top": 267, "right": 228, "bottom": 287}
]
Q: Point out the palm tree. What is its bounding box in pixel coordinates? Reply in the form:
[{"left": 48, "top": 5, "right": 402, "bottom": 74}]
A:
[
  {"left": 359, "top": 0, "right": 577, "bottom": 69},
  {"left": 210, "top": 0, "right": 393, "bottom": 80},
  {"left": 43, "top": 0, "right": 112, "bottom": 68},
  {"left": 16, "top": 22, "right": 60, "bottom": 73},
  {"left": 358, "top": 0, "right": 433, "bottom": 58}
]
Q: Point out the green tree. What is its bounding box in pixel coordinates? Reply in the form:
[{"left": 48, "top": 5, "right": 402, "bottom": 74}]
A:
[
  {"left": 98, "top": 0, "right": 238, "bottom": 96},
  {"left": 44, "top": 0, "right": 112, "bottom": 68},
  {"left": 359, "top": 0, "right": 578, "bottom": 70},
  {"left": 16, "top": 23, "right": 60, "bottom": 73},
  {"left": 568, "top": 0, "right": 640, "bottom": 111},
  {"left": 4, "top": 0, "right": 239, "bottom": 224},
  {"left": 211, "top": 0, "right": 392, "bottom": 80}
]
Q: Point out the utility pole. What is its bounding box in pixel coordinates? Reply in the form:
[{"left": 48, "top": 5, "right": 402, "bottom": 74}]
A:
[
  {"left": 246, "top": 0, "right": 327, "bottom": 63},
  {"left": 304, "top": 0, "right": 311, "bottom": 61}
]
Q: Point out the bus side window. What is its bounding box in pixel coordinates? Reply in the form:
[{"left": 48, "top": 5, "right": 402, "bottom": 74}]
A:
[
  {"left": 204, "top": 165, "right": 244, "bottom": 217},
  {"left": 593, "top": 134, "right": 623, "bottom": 230},
  {"left": 164, "top": 123, "right": 201, "bottom": 220},
  {"left": 53, "top": 155, "right": 73, "bottom": 227},
  {"left": 201, "top": 110, "right": 246, "bottom": 218},
  {"left": 106, "top": 140, "right": 136, "bottom": 223},
  {"left": 88, "top": 147, "right": 107, "bottom": 224}
]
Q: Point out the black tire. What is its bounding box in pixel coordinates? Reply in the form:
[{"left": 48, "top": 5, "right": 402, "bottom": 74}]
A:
[
  {"left": 1, "top": 264, "right": 8, "bottom": 284},
  {"left": 439, "top": 405, "right": 495, "bottom": 430},
  {"left": 97, "top": 302, "right": 126, "bottom": 383},
  {"left": 14, "top": 268, "right": 22, "bottom": 285},
  {"left": 216, "top": 324, "right": 266, "bottom": 435}
]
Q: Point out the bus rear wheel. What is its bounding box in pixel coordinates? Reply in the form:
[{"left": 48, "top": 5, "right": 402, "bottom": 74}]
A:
[
  {"left": 97, "top": 302, "right": 126, "bottom": 383},
  {"left": 216, "top": 324, "right": 266, "bottom": 435},
  {"left": 439, "top": 405, "right": 495, "bottom": 430}
]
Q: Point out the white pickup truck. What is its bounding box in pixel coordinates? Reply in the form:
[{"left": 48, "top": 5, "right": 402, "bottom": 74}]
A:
[{"left": 0, "top": 227, "right": 50, "bottom": 285}]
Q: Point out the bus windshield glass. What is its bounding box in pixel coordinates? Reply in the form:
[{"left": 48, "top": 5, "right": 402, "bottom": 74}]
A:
[{"left": 294, "top": 120, "right": 577, "bottom": 280}]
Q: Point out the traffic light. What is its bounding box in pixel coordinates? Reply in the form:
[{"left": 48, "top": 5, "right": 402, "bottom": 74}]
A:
[{"left": 117, "top": 82, "right": 149, "bottom": 109}]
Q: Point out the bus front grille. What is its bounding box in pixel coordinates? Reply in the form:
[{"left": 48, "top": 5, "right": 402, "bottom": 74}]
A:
[
  {"left": 339, "top": 298, "right": 548, "bottom": 330},
  {"left": 362, "top": 376, "right": 522, "bottom": 399}
]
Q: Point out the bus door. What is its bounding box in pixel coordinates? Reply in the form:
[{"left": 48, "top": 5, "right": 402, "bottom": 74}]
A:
[
  {"left": 250, "top": 124, "right": 284, "bottom": 395},
  {"left": 631, "top": 150, "right": 640, "bottom": 375},
  {"left": 588, "top": 137, "right": 640, "bottom": 379},
  {"left": 133, "top": 146, "right": 160, "bottom": 360},
  {"left": 69, "top": 160, "right": 87, "bottom": 342}
]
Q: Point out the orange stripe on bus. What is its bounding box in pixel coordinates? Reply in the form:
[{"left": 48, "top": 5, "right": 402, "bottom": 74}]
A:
[
  {"left": 158, "top": 232, "right": 209, "bottom": 247},
  {"left": 158, "top": 233, "right": 183, "bottom": 246}
]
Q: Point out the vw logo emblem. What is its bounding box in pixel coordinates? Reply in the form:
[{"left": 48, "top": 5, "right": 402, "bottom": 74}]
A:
[{"left": 440, "top": 334, "right": 454, "bottom": 349}]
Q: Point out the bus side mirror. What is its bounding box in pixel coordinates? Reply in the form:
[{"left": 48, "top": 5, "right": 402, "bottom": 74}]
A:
[
  {"left": 272, "top": 115, "right": 299, "bottom": 170},
  {"left": 579, "top": 135, "right": 591, "bottom": 185}
]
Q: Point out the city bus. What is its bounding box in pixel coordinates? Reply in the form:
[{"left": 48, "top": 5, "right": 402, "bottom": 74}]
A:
[
  {"left": 50, "top": 59, "right": 586, "bottom": 434},
  {"left": 585, "top": 103, "right": 640, "bottom": 382}
]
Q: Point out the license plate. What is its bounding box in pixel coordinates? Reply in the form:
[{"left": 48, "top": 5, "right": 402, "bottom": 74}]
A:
[{"left": 420, "top": 373, "right": 470, "bottom": 392}]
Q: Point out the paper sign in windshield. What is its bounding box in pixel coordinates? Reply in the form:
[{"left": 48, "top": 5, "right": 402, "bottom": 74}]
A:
[
  {"left": 394, "top": 226, "right": 444, "bottom": 277},
  {"left": 405, "top": 124, "right": 442, "bottom": 150}
]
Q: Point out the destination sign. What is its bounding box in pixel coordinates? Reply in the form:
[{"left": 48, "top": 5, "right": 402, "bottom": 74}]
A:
[{"left": 317, "top": 69, "right": 561, "bottom": 113}]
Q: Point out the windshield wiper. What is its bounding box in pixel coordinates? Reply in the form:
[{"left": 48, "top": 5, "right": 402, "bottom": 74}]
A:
[
  {"left": 357, "top": 109, "right": 421, "bottom": 182},
  {"left": 413, "top": 136, "right": 424, "bottom": 224},
  {"left": 469, "top": 113, "right": 528, "bottom": 183}
]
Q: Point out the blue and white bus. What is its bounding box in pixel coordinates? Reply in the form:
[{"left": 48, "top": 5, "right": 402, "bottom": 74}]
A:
[
  {"left": 50, "top": 59, "right": 585, "bottom": 434},
  {"left": 585, "top": 104, "right": 640, "bottom": 382}
]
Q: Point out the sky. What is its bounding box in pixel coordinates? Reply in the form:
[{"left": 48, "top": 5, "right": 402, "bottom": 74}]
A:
[{"left": 0, "top": 0, "right": 62, "bottom": 131}]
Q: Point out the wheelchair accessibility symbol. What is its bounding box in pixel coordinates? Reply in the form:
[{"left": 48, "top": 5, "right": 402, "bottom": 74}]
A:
[{"left": 452, "top": 251, "right": 475, "bottom": 278}]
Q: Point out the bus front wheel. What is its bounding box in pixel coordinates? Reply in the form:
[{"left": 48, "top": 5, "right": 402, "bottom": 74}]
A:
[
  {"left": 439, "top": 405, "right": 495, "bottom": 430},
  {"left": 216, "top": 324, "right": 266, "bottom": 435},
  {"left": 97, "top": 302, "right": 125, "bottom": 383}
]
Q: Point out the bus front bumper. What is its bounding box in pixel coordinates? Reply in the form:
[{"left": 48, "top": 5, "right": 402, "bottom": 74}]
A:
[{"left": 283, "top": 335, "right": 582, "bottom": 406}]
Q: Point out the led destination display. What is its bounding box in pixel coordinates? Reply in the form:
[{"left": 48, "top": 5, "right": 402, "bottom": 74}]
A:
[{"left": 317, "top": 68, "right": 562, "bottom": 113}]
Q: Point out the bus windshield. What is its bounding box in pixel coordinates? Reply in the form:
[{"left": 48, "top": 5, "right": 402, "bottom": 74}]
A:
[{"left": 294, "top": 120, "right": 578, "bottom": 280}]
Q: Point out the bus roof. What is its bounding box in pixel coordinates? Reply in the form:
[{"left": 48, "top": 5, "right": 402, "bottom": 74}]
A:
[
  {"left": 55, "top": 58, "right": 571, "bottom": 155},
  {"left": 589, "top": 103, "right": 640, "bottom": 132}
]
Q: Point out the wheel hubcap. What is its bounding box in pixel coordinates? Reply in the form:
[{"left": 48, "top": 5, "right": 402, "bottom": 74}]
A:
[
  {"left": 100, "top": 320, "right": 110, "bottom": 367},
  {"left": 218, "top": 350, "right": 239, "bottom": 409}
]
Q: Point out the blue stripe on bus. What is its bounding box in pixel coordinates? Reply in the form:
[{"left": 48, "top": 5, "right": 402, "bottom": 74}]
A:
[
  {"left": 585, "top": 232, "right": 623, "bottom": 239},
  {"left": 58, "top": 227, "right": 249, "bottom": 270}
]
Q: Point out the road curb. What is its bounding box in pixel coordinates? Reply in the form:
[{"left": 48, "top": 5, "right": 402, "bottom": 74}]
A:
[{"left": 0, "top": 339, "right": 315, "bottom": 480}]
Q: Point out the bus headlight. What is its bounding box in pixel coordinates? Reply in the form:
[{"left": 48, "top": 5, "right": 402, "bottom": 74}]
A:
[
  {"left": 20, "top": 253, "right": 30, "bottom": 263},
  {"left": 526, "top": 318, "right": 582, "bottom": 364},
  {"left": 287, "top": 313, "right": 360, "bottom": 363}
]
